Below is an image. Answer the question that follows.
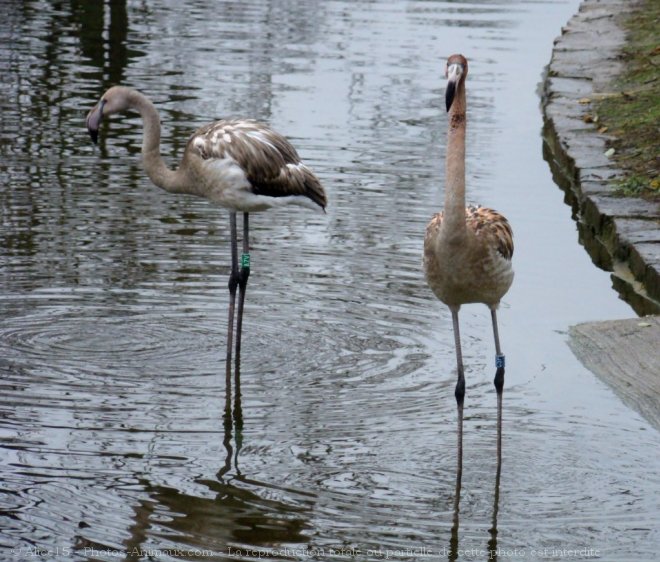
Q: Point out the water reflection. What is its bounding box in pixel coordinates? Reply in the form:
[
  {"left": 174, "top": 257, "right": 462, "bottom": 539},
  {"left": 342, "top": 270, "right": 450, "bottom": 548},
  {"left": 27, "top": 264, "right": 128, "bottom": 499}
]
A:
[
  {"left": 447, "top": 422, "right": 502, "bottom": 562},
  {"left": 130, "top": 477, "right": 314, "bottom": 556},
  {"left": 75, "top": 0, "right": 131, "bottom": 86},
  {"left": 2, "top": 0, "right": 660, "bottom": 561},
  {"left": 488, "top": 465, "right": 502, "bottom": 562},
  {"left": 449, "top": 466, "right": 461, "bottom": 562},
  {"left": 541, "top": 138, "right": 658, "bottom": 316},
  {"left": 220, "top": 356, "right": 243, "bottom": 481}
]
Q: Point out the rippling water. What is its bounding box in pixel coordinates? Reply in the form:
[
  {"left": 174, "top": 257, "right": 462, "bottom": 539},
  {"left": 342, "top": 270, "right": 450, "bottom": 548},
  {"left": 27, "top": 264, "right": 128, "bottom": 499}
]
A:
[{"left": 1, "top": 1, "right": 659, "bottom": 561}]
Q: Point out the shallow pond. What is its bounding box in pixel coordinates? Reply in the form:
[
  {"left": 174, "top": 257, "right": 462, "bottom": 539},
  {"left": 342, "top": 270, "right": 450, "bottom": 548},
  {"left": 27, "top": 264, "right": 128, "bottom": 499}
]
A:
[{"left": 1, "top": 1, "right": 659, "bottom": 561}]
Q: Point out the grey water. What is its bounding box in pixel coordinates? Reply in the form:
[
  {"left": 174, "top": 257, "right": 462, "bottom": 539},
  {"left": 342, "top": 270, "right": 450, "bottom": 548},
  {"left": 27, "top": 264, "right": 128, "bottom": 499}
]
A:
[{"left": 1, "top": 1, "right": 659, "bottom": 561}]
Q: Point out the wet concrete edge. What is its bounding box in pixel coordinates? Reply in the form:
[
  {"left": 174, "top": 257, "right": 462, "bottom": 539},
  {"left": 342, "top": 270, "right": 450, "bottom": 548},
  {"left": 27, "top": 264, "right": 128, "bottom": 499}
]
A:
[
  {"left": 541, "top": 0, "right": 660, "bottom": 316},
  {"left": 568, "top": 317, "right": 660, "bottom": 431},
  {"left": 542, "top": 0, "right": 660, "bottom": 430}
]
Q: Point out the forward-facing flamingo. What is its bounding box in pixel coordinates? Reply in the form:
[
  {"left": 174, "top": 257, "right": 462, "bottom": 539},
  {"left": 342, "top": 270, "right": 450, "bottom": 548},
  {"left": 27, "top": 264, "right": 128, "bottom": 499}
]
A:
[
  {"left": 423, "top": 55, "right": 514, "bottom": 473},
  {"left": 86, "top": 86, "right": 327, "bottom": 376}
]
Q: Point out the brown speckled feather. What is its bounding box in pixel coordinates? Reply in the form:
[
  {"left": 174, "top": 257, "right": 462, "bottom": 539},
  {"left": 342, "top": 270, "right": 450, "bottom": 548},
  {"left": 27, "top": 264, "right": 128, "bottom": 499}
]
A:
[
  {"left": 466, "top": 205, "right": 514, "bottom": 260},
  {"left": 425, "top": 205, "right": 514, "bottom": 261},
  {"left": 189, "top": 120, "right": 326, "bottom": 209}
]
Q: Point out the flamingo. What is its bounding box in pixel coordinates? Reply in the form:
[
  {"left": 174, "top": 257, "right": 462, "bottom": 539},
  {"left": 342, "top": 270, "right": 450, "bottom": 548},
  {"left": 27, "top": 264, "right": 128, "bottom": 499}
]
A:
[
  {"left": 86, "top": 86, "right": 327, "bottom": 377},
  {"left": 423, "top": 55, "right": 514, "bottom": 474}
]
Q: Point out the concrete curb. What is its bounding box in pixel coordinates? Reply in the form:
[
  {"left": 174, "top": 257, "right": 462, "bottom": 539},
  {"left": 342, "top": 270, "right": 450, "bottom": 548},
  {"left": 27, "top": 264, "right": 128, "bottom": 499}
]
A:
[
  {"left": 541, "top": 0, "right": 660, "bottom": 315},
  {"left": 569, "top": 317, "right": 660, "bottom": 431}
]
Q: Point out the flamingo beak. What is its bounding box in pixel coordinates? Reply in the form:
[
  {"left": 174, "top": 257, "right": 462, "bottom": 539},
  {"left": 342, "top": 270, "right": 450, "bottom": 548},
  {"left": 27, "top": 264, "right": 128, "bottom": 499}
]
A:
[
  {"left": 445, "top": 63, "right": 463, "bottom": 112},
  {"left": 86, "top": 99, "right": 106, "bottom": 144}
]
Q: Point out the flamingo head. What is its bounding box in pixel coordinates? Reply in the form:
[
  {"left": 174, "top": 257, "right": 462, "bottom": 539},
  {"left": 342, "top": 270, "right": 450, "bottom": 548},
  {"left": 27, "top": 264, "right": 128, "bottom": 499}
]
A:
[
  {"left": 86, "top": 86, "right": 133, "bottom": 144},
  {"left": 445, "top": 54, "right": 468, "bottom": 112}
]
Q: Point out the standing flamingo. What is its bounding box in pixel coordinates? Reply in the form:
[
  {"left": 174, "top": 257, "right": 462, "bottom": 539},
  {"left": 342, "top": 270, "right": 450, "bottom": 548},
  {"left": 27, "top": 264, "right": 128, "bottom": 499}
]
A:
[
  {"left": 86, "top": 86, "right": 327, "bottom": 377},
  {"left": 423, "top": 55, "right": 514, "bottom": 474}
]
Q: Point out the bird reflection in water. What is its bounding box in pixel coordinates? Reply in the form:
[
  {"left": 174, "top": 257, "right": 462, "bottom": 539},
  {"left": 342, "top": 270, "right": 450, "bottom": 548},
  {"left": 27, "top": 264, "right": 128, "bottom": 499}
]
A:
[
  {"left": 448, "top": 453, "right": 503, "bottom": 562},
  {"left": 219, "top": 353, "right": 243, "bottom": 481}
]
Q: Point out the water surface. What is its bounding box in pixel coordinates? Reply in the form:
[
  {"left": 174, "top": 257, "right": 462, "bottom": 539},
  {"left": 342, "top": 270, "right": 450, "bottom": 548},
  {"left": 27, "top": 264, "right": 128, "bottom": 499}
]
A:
[{"left": 1, "top": 1, "right": 659, "bottom": 561}]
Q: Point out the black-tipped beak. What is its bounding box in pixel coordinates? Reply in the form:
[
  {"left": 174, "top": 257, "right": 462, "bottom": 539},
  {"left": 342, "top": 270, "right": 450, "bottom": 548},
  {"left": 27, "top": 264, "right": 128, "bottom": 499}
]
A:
[
  {"left": 445, "top": 81, "right": 456, "bottom": 112},
  {"left": 445, "top": 63, "right": 463, "bottom": 112},
  {"left": 88, "top": 126, "right": 99, "bottom": 144},
  {"left": 86, "top": 99, "right": 105, "bottom": 144}
]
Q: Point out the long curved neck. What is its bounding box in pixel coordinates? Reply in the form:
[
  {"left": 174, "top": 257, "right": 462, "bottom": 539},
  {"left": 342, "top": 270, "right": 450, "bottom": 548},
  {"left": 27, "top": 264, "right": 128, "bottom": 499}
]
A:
[
  {"left": 444, "top": 81, "right": 467, "bottom": 233},
  {"left": 127, "top": 89, "right": 190, "bottom": 194}
]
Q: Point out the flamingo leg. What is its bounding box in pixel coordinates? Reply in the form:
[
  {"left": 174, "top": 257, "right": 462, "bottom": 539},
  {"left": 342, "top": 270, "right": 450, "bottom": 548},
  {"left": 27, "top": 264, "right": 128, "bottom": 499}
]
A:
[
  {"left": 226, "top": 211, "right": 240, "bottom": 383},
  {"left": 450, "top": 306, "right": 465, "bottom": 480},
  {"left": 489, "top": 307, "right": 505, "bottom": 559},
  {"left": 234, "top": 212, "right": 250, "bottom": 374},
  {"left": 491, "top": 307, "right": 505, "bottom": 465}
]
